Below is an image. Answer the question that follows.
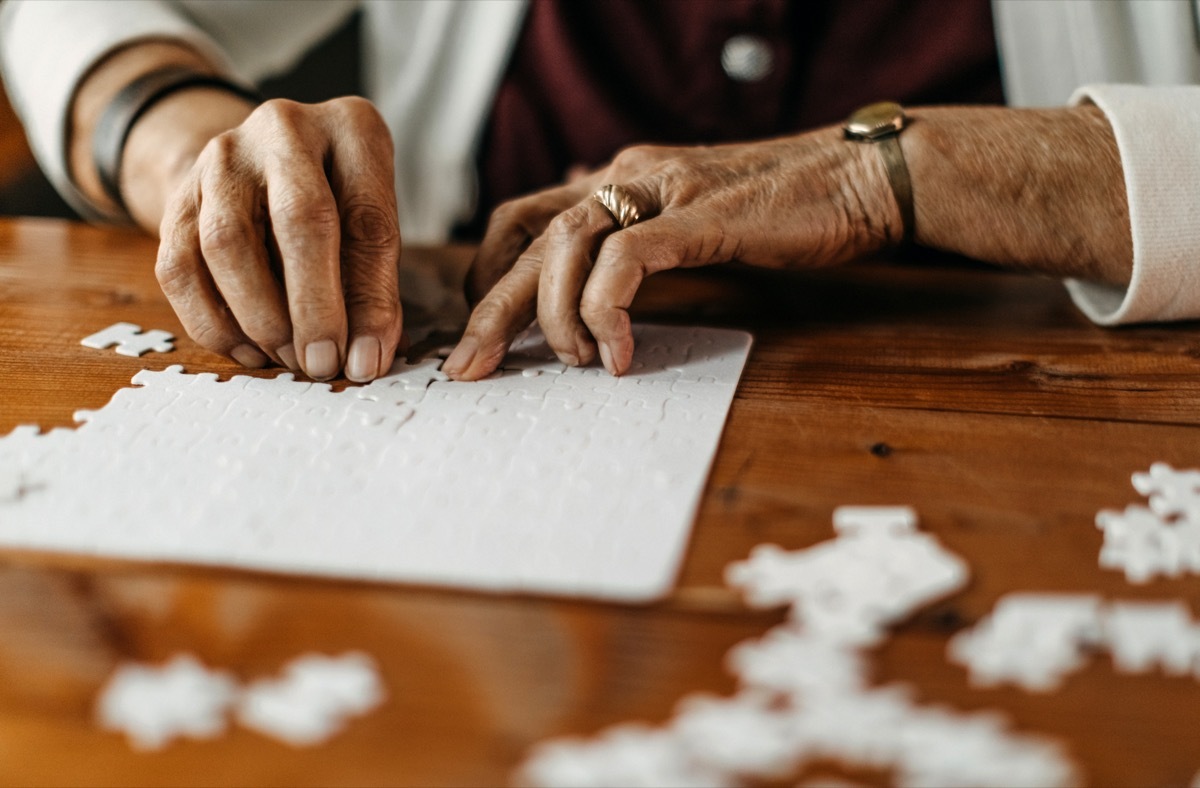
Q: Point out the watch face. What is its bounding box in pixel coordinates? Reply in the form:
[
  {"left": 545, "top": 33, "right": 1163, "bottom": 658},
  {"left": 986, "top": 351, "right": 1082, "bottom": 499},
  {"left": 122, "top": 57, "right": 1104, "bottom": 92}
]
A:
[{"left": 845, "top": 101, "right": 906, "bottom": 140}]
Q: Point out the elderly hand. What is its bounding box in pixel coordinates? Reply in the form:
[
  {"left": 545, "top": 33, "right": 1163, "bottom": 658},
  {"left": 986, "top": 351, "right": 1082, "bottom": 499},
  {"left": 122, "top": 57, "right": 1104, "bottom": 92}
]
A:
[
  {"left": 153, "top": 96, "right": 403, "bottom": 381},
  {"left": 443, "top": 128, "right": 898, "bottom": 380}
]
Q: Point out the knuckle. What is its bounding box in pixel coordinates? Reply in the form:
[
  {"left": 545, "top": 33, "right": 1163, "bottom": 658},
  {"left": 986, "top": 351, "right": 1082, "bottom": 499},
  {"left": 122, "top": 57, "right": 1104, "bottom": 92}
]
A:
[
  {"left": 471, "top": 292, "right": 522, "bottom": 328},
  {"left": 187, "top": 320, "right": 234, "bottom": 353},
  {"left": 154, "top": 248, "right": 191, "bottom": 294},
  {"left": 330, "top": 95, "right": 381, "bottom": 125},
  {"left": 345, "top": 290, "right": 400, "bottom": 328},
  {"left": 546, "top": 206, "right": 590, "bottom": 237},
  {"left": 199, "top": 214, "right": 256, "bottom": 257},
  {"left": 253, "top": 98, "right": 303, "bottom": 126},
  {"left": 578, "top": 295, "right": 608, "bottom": 325},
  {"left": 486, "top": 200, "right": 520, "bottom": 231},
  {"left": 289, "top": 290, "right": 343, "bottom": 324},
  {"left": 237, "top": 312, "right": 291, "bottom": 345},
  {"left": 600, "top": 232, "right": 638, "bottom": 262},
  {"left": 341, "top": 201, "right": 400, "bottom": 252},
  {"left": 329, "top": 97, "right": 393, "bottom": 148},
  {"left": 273, "top": 190, "right": 339, "bottom": 233},
  {"left": 612, "top": 143, "right": 664, "bottom": 173},
  {"left": 200, "top": 131, "right": 240, "bottom": 171}
]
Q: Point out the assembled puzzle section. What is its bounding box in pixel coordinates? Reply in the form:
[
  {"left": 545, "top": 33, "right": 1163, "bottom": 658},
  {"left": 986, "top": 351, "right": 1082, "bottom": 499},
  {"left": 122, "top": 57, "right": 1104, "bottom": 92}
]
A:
[{"left": 0, "top": 325, "right": 752, "bottom": 601}]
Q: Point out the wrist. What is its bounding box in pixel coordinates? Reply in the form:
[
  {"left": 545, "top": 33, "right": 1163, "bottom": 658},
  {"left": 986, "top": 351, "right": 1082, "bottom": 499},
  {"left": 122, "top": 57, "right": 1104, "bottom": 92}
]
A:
[
  {"left": 899, "top": 106, "right": 1131, "bottom": 284},
  {"left": 121, "top": 89, "right": 255, "bottom": 232}
]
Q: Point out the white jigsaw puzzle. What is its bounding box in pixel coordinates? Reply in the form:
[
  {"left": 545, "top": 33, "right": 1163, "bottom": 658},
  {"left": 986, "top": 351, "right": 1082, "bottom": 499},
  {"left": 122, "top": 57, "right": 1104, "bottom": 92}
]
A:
[
  {"left": 237, "top": 652, "right": 385, "bottom": 746},
  {"left": 1096, "top": 463, "right": 1200, "bottom": 583},
  {"left": 519, "top": 508, "right": 1081, "bottom": 788},
  {"left": 0, "top": 325, "right": 751, "bottom": 601},
  {"left": 80, "top": 322, "right": 175, "bottom": 357},
  {"left": 96, "top": 654, "right": 238, "bottom": 751}
]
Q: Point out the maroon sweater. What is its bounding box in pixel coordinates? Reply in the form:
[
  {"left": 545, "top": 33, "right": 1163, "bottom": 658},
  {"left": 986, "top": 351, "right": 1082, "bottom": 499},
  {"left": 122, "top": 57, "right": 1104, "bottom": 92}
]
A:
[{"left": 465, "top": 0, "right": 1002, "bottom": 236}]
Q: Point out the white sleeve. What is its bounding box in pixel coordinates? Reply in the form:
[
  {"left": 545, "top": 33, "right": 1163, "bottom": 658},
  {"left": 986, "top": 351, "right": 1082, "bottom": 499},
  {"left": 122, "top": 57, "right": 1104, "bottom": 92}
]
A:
[
  {"left": 1065, "top": 84, "right": 1200, "bottom": 324},
  {"left": 0, "top": 0, "right": 356, "bottom": 222}
]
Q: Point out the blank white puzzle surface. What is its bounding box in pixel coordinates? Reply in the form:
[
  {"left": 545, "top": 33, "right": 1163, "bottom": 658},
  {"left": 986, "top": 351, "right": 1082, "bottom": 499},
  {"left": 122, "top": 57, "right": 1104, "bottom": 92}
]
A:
[{"left": 0, "top": 325, "right": 751, "bottom": 600}]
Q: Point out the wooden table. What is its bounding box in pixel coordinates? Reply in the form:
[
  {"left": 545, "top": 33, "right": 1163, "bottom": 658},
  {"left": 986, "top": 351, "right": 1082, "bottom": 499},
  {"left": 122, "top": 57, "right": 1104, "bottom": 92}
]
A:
[{"left": 2, "top": 216, "right": 1199, "bottom": 786}]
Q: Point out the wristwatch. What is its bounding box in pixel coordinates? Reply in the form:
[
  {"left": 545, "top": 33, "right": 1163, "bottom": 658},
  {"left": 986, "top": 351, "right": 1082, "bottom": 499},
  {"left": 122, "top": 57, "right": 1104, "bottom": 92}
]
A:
[{"left": 843, "top": 101, "right": 914, "bottom": 245}]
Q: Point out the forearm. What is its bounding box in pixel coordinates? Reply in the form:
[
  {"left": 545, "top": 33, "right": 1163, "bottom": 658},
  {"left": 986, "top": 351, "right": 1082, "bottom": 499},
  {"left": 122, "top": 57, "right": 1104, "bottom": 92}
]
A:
[
  {"left": 68, "top": 41, "right": 255, "bottom": 232},
  {"left": 903, "top": 105, "right": 1132, "bottom": 286}
]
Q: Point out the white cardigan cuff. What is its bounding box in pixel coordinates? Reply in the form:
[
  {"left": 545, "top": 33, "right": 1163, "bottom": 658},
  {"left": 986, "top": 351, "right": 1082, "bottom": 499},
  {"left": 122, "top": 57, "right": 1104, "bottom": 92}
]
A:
[
  {"left": 1066, "top": 84, "right": 1200, "bottom": 325},
  {"left": 0, "top": 0, "right": 233, "bottom": 222}
]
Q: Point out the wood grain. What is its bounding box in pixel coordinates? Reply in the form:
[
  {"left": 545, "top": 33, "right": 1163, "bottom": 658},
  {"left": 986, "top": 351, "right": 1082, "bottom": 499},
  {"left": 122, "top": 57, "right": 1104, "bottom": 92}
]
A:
[{"left": 1, "top": 217, "right": 1199, "bottom": 786}]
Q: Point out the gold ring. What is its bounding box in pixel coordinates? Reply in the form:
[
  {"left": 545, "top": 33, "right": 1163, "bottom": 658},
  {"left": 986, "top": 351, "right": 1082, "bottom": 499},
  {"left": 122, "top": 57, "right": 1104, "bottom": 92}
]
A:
[{"left": 592, "top": 184, "right": 642, "bottom": 229}]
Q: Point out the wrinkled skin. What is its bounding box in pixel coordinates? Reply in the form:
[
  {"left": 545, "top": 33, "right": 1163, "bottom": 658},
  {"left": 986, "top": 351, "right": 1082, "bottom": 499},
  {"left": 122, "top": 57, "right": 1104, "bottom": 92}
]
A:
[
  {"left": 155, "top": 97, "right": 404, "bottom": 382},
  {"left": 443, "top": 129, "right": 897, "bottom": 380}
]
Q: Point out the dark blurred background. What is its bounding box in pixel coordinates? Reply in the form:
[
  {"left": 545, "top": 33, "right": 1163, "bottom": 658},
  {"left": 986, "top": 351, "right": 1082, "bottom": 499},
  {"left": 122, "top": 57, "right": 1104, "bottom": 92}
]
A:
[{"left": 0, "top": 8, "right": 362, "bottom": 220}]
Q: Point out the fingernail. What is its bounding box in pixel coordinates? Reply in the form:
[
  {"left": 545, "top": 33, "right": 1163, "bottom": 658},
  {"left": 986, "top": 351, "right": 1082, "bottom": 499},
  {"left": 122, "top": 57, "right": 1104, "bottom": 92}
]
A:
[
  {"left": 598, "top": 341, "right": 615, "bottom": 375},
  {"left": 231, "top": 344, "right": 269, "bottom": 368},
  {"left": 557, "top": 351, "right": 580, "bottom": 367},
  {"left": 346, "top": 336, "right": 381, "bottom": 382},
  {"left": 443, "top": 336, "right": 479, "bottom": 377},
  {"left": 276, "top": 343, "right": 299, "bottom": 371},
  {"left": 304, "top": 339, "right": 340, "bottom": 380}
]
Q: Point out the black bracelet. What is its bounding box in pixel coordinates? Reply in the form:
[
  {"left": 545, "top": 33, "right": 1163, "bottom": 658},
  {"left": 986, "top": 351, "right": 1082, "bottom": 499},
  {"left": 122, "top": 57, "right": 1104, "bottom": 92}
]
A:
[{"left": 93, "top": 66, "right": 261, "bottom": 216}]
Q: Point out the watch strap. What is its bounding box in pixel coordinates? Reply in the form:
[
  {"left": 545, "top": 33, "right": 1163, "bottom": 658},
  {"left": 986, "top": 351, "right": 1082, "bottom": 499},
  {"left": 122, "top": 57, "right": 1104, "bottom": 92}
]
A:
[
  {"left": 93, "top": 66, "right": 261, "bottom": 216},
  {"left": 876, "top": 133, "right": 914, "bottom": 246},
  {"left": 844, "top": 102, "right": 914, "bottom": 246}
]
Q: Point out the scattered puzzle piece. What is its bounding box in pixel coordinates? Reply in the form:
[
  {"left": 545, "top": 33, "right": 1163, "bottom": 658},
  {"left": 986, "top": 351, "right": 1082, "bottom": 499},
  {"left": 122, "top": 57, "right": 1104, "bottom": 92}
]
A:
[
  {"left": 950, "top": 595, "right": 1200, "bottom": 691},
  {"left": 237, "top": 652, "right": 385, "bottom": 747},
  {"left": 725, "top": 507, "right": 968, "bottom": 646},
  {"left": 96, "top": 655, "right": 237, "bottom": 751},
  {"left": 81, "top": 322, "right": 175, "bottom": 357},
  {"left": 520, "top": 509, "right": 1080, "bottom": 788},
  {"left": 948, "top": 594, "right": 1104, "bottom": 692},
  {"left": 97, "top": 652, "right": 386, "bottom": 751},
  {"left": 1096, "top": 464, "right": 1200, "bottom": 583}
]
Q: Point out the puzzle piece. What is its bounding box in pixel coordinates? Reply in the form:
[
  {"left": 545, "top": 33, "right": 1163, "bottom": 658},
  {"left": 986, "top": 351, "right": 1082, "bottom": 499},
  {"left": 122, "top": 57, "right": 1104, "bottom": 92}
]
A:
[
  {"left": 81, "top": 322, "right": 175, "bottom": 357},
  {"left": 96, "top": 655, "right": 238, "bottom": 750},
  {"left": 237, "top": 652, "right": 385, "bottom": 746},
  {"left": 670, "top": 692, "right": 800, "bottom": 777},
  {"left": 725, "top": 627, "right": 866, "bottom": 698},
  {"left": 1132, "top": 462, "right": 1200, "bottom": 520},
  {"left": 522, "top": 522, "right": 1080, "bottom": 788},
  {"left": 1096, "top": 464, "right": 1200, "bottom": 583},
  {"left": 519, "top": 723, "right": 723, "bottom": 788},
  {"left": 1105, "top": 601, "right": 1200, "bottom": 676},
  {"left": 950, "top": 594, "right": 1200, "bottom": 691},
  {"left": 832, "top": 505, "right": 917, "bottom": 538},
  {"left": 725, "top": 508, "right": 968, "bottom": 646},
  {"left": 948, "top": 594, "right": 1104, "bottom": 692}
]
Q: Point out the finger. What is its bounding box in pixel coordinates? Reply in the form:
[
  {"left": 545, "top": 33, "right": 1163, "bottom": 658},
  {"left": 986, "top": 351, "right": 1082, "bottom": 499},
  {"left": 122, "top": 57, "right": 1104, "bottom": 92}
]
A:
[
  {"left": 536, "top": 198, "right": 627, "bottom": 366},
  {"left": 443, "top": 237, "right": 546, "bottom": 381},
  {"left": 324, "top": 99, "right": 403, "bottom": 383},
  {"left": 156, "top": 184, "right": 263, "bottom": 365},
  {"left": 581, "top": 213, "right": 699, "bottom": 375},
  {"left": 265, "top": 150, "right": 346, "bottom": 381},
  {"left": 196, "top": 139, "right": 294, "bottom": 369},
  {"left": 467, "top": 174, "right": 602, "bottom": 306}
]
